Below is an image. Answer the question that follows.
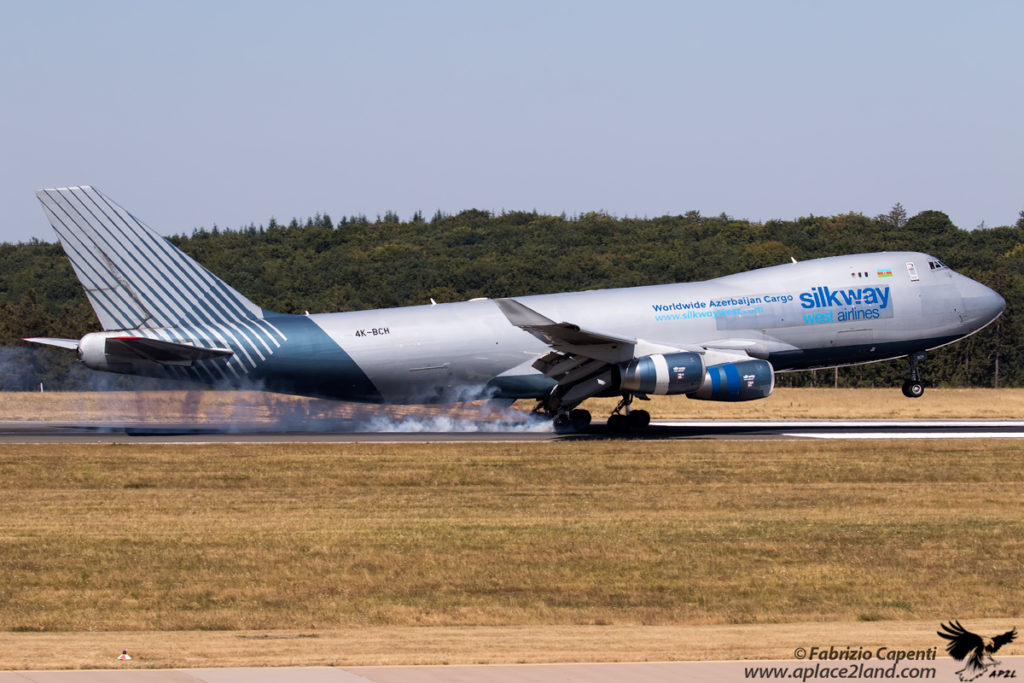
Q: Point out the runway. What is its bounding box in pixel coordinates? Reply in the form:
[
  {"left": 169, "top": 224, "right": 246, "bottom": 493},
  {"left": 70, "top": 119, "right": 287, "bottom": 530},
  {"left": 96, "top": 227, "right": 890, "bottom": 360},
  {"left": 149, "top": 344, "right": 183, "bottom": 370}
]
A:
[{"left": 1, "top": 419, "right": 1024, "bottom": 442}]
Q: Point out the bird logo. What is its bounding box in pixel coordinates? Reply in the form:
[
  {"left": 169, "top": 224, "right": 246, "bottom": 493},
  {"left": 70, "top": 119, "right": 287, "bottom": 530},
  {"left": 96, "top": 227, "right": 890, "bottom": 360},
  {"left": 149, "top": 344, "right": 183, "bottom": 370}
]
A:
[{"left": 937, "top": 621, "right": 1017, "bottom": 682}]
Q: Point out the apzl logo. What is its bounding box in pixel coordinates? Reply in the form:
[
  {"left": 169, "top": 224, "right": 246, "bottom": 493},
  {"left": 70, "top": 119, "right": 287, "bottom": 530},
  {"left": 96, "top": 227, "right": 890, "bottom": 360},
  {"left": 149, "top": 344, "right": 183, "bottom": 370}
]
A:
[{"left": 938, "top": 621, "right": 1017, "bottom": 681}]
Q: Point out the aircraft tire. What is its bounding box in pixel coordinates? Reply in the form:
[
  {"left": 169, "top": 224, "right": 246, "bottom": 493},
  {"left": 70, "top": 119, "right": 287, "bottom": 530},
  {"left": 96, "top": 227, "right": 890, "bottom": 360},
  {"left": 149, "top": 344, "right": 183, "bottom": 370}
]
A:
[
  {"left": 901, "top": 380, "right": 924, "bottom": 398},
  {"left": 570, "top": 409, "right": 592, "bottom": 430},
  {"left": 553, "top": 413, "right": 572, "bottom": 430},
  {"left": 627, "top": 409, "right": 651, "bottom": 429},
  {"left": 607, "top": 413, "right": 629, "bottom": 433}
]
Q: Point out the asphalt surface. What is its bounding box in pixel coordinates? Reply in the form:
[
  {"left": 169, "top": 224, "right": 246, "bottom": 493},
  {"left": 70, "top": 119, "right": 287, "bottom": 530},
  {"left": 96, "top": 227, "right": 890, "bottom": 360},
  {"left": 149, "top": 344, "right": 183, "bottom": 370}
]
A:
[{"left": 1, "top": 419, "right": 1024, "bottom": 442}]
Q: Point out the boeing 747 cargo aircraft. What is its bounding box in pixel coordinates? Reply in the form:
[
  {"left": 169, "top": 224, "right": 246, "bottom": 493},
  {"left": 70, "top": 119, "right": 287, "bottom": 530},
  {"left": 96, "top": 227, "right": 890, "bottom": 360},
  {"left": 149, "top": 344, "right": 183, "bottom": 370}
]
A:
[{"left": 25, "top": 187, "right": 1005, "bottom": 430}]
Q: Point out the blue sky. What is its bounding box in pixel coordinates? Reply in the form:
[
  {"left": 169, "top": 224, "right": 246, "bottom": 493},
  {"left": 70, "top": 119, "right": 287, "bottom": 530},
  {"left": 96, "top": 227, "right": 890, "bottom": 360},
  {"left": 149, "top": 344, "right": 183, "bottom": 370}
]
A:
[{"left": 2, "top": 0, "right": 1021, "bottom": 242}]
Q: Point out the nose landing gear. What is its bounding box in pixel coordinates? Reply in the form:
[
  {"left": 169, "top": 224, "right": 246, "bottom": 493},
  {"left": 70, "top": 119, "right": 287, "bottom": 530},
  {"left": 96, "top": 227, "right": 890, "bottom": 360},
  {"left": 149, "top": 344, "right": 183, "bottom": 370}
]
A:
[{"left": 901, "top": 351, "right": 927, "bottom": 398}]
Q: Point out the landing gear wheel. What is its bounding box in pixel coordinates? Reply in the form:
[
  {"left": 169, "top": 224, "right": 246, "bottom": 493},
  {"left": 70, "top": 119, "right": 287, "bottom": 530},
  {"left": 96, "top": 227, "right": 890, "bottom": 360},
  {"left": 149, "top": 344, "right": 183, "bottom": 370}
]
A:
[
  {"left": 901, "top": 380, "right": 924, "bottom": 398},
  {"left": 902, "top": 351, "right": 928, "bottom": 399},
  {"left": 606, "top": 393, "right": 652, "bottom": 433},
  {"left": 569, "top": 409, "right": 592, "bottom": 430},
  {"left": 627, "top": 409, "right": 651, "bottom": 429},
  {"left": 553, "top": 409, "right": 592, "bottom": 432},
  {"left": 607, "top": 413, "right": 629, "bottom": 433}
]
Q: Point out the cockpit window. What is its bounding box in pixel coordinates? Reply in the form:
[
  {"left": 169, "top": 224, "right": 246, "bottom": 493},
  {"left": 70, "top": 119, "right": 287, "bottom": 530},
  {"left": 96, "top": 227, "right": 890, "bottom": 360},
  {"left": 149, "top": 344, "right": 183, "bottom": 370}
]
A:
[{"left": 928, "top": 260, "right": 947, "bottom": 270}]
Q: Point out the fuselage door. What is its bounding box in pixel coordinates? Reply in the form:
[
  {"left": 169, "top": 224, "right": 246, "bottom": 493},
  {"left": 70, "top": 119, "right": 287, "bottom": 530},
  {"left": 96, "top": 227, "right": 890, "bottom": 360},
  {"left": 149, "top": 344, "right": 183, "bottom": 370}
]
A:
[{"left": 906, "top": 261, "right": 919, "bottom": 282}]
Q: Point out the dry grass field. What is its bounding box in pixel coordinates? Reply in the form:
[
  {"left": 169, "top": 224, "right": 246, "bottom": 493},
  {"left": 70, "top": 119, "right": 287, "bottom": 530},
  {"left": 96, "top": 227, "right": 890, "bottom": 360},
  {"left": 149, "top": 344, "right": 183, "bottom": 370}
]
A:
[{"left": 0, "top": 433, "right": 1021, "bottom": 668}]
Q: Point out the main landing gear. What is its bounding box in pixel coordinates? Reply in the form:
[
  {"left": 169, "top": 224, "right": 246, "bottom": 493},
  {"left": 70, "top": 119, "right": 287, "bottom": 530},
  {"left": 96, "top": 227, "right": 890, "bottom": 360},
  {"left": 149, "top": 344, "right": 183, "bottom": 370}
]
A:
[
  {"left": 543, "top": 393, "right": 652, "bottom": 433},
  {"left": 552, "top": 408, "right": 593, "bottom": 431},
  {"left": 606, "top": 393, "right": 650, "bottom": 433},
  {"left": 901, "top": 351, "right": 927, "bottom": 398}
]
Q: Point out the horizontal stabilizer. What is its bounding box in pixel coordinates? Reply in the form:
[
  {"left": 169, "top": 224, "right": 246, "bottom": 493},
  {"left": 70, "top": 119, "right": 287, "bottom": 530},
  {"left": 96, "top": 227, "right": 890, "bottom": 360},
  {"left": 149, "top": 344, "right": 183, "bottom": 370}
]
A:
[
  {"left": 22, "top": 337, "right": 80, "bottom": 350},
  {"left": 106, "top": 336, "right": 233, "bottom": 366}
]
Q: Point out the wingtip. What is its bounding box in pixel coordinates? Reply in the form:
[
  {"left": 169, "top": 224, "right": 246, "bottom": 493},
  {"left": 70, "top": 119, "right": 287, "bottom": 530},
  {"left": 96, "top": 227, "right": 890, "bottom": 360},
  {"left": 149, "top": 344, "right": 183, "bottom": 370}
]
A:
[{"left": 22, "top": 337, "right": 80, "bottom": 350}]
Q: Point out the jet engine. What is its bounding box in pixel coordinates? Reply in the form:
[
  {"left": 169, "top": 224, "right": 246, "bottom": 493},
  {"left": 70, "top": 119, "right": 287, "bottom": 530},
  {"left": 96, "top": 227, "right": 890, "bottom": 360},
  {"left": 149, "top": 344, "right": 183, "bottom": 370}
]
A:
[
  {"left": 690, "top": 359, "right": 774, "bottom": 401},
  {"left": 620, "top": 352, "right": 705, "bottom": 395}
]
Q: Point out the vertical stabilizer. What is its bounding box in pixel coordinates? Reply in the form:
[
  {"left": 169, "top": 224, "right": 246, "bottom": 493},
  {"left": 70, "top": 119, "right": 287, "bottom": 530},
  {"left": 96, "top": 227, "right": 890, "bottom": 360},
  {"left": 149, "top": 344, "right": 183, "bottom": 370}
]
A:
[{"left": 36, "top": 186, "right": 264, "bottom": 331}]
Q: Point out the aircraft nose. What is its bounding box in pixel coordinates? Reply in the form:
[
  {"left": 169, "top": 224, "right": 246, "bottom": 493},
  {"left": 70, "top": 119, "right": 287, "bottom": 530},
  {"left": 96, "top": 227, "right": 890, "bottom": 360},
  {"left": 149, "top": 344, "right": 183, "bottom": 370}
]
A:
[{"left": 958, "top": 276, "right": 1005, "bottom": 327}]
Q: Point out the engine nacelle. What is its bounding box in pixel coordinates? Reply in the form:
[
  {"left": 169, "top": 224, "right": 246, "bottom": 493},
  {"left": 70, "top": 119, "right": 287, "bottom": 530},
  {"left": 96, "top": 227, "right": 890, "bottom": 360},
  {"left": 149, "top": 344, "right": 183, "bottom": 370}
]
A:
[
  {"left": 77, "top": 332, "right": 114, "bottom": 371},
  {"left": 690, "top": 359, "right": 774, "bottom": 402},
  {"left": 620, "top": 352, "right": 705, "bottom": 395},
  {"left": 77, "top": 332, "right": 139, "bottom": 373}
]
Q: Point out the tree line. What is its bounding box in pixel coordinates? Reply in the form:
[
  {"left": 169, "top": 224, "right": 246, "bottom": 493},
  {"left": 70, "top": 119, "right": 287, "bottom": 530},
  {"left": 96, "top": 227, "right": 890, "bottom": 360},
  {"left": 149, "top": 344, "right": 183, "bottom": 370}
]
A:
[{"left": 1, "top": 204, "right": 1021, "bottom": 391}]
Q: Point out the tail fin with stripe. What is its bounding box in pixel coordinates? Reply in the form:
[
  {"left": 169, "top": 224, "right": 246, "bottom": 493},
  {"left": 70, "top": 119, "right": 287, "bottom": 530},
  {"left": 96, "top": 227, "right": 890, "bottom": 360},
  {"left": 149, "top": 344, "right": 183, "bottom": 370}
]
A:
[{"left": 36, "top": 186, "right": 264, "bottom": 331}]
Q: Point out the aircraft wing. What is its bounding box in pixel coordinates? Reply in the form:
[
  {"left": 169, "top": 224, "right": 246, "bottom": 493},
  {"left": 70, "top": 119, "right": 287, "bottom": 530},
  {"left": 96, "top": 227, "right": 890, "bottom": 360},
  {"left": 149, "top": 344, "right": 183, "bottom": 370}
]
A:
[
  {"left": 496, "top": 298, "right": 694, "bottom": 407},
  {"left": 494, "top": 298, "right": 636, "bottom": 363},
  {"left": 495, "top": 298, "right": 776, "bottom": 408}
]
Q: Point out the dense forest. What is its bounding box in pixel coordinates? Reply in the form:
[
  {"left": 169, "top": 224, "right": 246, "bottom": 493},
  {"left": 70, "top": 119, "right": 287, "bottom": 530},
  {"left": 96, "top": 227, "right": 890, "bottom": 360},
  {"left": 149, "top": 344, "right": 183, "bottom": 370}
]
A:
[{"left": 1, "top": 203, "right": 1021, "bottom": 392}]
